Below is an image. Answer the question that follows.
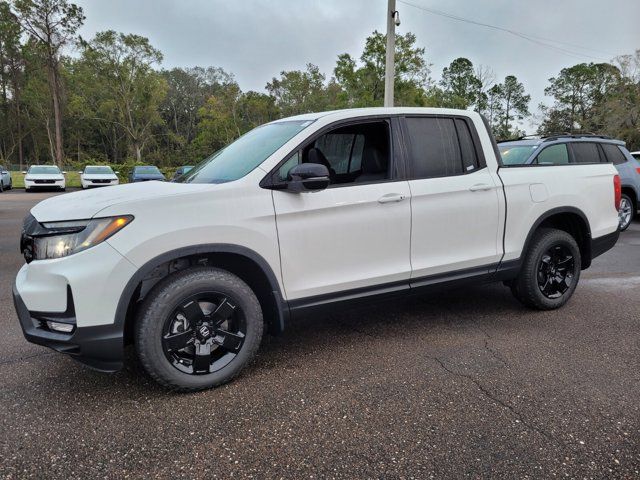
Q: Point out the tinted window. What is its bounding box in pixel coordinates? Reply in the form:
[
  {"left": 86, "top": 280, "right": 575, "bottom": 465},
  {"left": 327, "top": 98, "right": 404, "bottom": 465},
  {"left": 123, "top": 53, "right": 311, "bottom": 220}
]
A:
[
  {"left": 601, "top": 144, "right": 627, "bottom": 165},
  {"left": 455, "top": 119, "right": 479, "bottom": 172},
  {"left": 571, "top": 143, "right": 601, "bottom": 163},
  {"left": 135, "top": 166, "right": 161, "bottom": 174},
  {"left": 499, "top": 145, "right": 537, "bottom": 165},
  {"left": 405, "top": 117, "right": 462, "bottom": 178},
  {"left": 535, "top": 144, "right": 569, "bottom": 165}
]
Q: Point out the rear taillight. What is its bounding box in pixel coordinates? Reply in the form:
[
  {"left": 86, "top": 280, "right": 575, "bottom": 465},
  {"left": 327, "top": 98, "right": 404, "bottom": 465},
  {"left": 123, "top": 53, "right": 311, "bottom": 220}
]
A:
[
  {"left": 614, "top": 174, "right": 621, "bottom": 210},
  {"left": 636, "top": 167, "right": 640, "bottom": 175}
]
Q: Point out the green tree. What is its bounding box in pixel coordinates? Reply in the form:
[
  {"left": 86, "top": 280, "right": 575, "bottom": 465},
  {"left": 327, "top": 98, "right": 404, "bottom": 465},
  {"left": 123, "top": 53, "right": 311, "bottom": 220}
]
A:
[
  {"left": 13, "top": 0, "right": 84, "bottom": 166},
  {"left": 439, "top": 57, "right": 481, "bottom": 109},
  {"left": 0, "top": 1, "right": 24, "bottom": 166},
  {"left": 491, "top": 75, "right": 530, "bottom": 139},
  {"left": 334, "top": 30, "right": 431, "bottom": 107},
  {"left": 539, "top": 62, "right": 620, "bottom": 135},
  {"left": 79, "top": 30, "right": 167, "bottom": 162},
  {"left": 266, "top": 63, "right": 339, "bottom": 116}
]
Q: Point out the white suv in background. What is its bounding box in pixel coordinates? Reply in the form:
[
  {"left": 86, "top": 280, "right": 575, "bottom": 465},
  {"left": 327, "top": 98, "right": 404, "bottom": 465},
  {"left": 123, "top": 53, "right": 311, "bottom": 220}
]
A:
[
  {"left": 23, "top": 165, "right": 66, "bottom": 192},
  {"left": 13, "top": 108, "right": 620, "bottom": 391},
  {"left": 79, "top": 165, "right": 120, "bottom": 189}
]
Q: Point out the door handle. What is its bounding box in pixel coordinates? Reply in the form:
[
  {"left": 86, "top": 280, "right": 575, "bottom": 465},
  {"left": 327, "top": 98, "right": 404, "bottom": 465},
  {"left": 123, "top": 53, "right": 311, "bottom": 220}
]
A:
[
  {"left": 378, "top": 193, "right": 406, "bottom": 204},
  {"left": 469, "top": 184, "right": 492, "bottom": 192}
]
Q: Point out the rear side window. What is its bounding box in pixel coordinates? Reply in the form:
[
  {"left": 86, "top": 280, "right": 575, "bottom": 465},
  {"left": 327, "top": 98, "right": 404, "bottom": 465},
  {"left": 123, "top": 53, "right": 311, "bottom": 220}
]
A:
[
  {"left": 455, "top": 119, "right": 479, "bottom": 172},
  {"left": 405, "top": 117, "right": 479, "bottom": 178},
  {"left": 570, "top": 142, "right": 601, "bottom": 164},
  {"left": 535, "top": 144, "right": 569, "bottom": 165},
  {"left": 601, "top": 144, "right": 627, "bottom": 165}
]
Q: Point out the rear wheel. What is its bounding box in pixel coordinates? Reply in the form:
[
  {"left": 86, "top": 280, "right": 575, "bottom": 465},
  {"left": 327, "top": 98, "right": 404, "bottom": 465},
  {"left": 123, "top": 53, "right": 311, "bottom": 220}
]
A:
[
  {"left": 511, "top": 228, "right": 581, "bottom": 310},
  {"left": 618, "top": 194, "right": 634, "bottom": 231},
  {"left": 0, "top": 181, "right": 3, "bottom": 192},
  {"left": 135, "top": 267, "right": 263, "bottom": 391}
]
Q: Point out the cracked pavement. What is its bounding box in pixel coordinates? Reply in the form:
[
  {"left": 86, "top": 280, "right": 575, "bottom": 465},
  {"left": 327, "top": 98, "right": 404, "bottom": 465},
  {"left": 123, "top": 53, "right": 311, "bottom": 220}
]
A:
[{"left": 1, "top": 190, "right": 639, "bottom": 479}]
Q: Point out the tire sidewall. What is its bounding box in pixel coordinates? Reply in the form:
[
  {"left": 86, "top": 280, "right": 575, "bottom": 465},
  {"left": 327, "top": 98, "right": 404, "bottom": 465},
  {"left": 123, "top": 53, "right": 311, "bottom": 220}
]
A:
[
  {"left": 135, "top": 267, "right": 263, "bottom": 391},
  {"left": 618, "top": 194, "right": 633, "bottom": 232},
  {"left": 521, "top": 229, "right": 581, "bottom": 309}
]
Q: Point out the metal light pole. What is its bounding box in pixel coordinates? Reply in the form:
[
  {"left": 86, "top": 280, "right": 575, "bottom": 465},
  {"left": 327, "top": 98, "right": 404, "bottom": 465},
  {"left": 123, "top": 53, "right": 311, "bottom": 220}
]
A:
[{"left": 384, "top": 0, "right": 398, "bottom": 107}]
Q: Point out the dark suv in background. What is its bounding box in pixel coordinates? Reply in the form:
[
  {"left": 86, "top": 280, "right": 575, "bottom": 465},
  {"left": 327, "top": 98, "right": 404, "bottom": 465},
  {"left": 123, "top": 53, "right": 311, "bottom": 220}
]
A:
[{"left": 499, "top": 134, "right": 640, "bottom": 231}]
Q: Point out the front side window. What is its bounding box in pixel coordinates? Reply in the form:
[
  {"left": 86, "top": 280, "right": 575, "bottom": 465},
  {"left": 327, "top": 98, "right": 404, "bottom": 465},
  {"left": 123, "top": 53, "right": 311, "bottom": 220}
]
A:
[
  {"left": 535, "top": 144, "right": 569, "bottom": 165},
  {"left": 570, "top": 142, "right": 601, "bottom": 164},
  {"left": 181, "top": 120, "right": 312, "bottom": 184},
  {"left": 277, "top": 121, "right": 390, "bottom": 185}
]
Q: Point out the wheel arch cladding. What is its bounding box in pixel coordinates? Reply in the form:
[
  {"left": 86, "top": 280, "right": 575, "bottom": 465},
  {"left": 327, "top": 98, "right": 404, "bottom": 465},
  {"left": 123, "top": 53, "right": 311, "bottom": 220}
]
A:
[
  {"left": 621, "top": 186, "right": 637, "bottom": 209},
  {"left": 525, "top": 207, "right": 592, "bottom": 269},
  {"left": 116, "top": 244, "right": 288, "bottom": 346}
]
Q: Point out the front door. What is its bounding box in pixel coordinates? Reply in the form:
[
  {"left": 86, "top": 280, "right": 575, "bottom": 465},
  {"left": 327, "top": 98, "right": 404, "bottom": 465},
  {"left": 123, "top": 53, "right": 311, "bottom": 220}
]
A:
[{"left": 271, "top": 119, "right": 412, "bottom": 301}]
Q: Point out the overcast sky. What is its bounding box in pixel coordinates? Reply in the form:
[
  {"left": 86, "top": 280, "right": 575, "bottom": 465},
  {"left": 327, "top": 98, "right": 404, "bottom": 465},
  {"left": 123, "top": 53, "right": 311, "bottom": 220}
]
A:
[{"left": 75, "top": 0, "right": 639, "bottom": 131}]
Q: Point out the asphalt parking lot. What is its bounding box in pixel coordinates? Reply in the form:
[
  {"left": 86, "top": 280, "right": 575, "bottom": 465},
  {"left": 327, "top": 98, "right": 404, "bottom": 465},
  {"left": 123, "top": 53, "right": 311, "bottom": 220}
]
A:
[{"left": 1, "top": 190, "right": 638, "bottom": 479}]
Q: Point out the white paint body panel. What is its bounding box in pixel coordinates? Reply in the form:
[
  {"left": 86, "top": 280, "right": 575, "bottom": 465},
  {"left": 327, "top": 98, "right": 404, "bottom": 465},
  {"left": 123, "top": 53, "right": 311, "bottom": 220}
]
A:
[
  {"left": 80, "top": 173, "right": 119, "bottom": 189},
  {"left": 273, "top": 181, "right": 412, "bottom": 300},
  {"left": 24, "top": 173, "right": 66, "bottom": 190},
  {"left": 14, "top": 107, "right": 620, "bottom": 328}
]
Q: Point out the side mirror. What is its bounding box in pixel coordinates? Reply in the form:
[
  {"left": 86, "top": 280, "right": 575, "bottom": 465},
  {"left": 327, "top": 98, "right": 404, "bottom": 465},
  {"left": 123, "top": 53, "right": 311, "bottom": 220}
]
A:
[
  {"left": 62, "top": 171, "right": 67, "bottom": 174},
  {"left": 286, "top": 163, "right": 330, "bottom": 192},
  {"left": 114, "top": 171, "right": 119, "bottom": 174},
  {"left": 77, "top": 171, "right": 83, "bottom": 174},
  {"left": 22, "top": 171, "right": 27, "bottom": 174}
]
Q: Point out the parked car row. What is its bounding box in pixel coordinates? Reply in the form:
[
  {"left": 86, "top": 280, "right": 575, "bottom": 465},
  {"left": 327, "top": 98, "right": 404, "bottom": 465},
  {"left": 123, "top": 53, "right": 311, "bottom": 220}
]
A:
[
  {"left": 0, "top": 164, "right": 196, "bottom": 193},
  {"left": 498, "top": 135, "right": 640, "bottom": 231}
]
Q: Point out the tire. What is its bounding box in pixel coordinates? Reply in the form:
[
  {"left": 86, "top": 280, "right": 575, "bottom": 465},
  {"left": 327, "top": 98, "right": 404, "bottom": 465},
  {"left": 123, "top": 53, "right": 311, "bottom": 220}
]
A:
[
  {"left": 0, "top": 181, "right": 3, "bottom": 192},
  {"left": 7, "top": 179, "right": 11, "bottom": 190},
  {"left": 135, "top": 267, "right": 264, "bottom": 392},
  {"left": 511, "top": 228, "right": 581, "bottom": 310},
  {"left": 618, "top": 194, "right": 634, "bottom": 232}
]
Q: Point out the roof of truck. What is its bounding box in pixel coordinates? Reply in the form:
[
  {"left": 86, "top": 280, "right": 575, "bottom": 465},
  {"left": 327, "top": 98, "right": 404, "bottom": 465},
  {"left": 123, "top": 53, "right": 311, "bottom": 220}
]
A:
[{"left": 275, "top": 107, "right": 478, "bottom": 123}]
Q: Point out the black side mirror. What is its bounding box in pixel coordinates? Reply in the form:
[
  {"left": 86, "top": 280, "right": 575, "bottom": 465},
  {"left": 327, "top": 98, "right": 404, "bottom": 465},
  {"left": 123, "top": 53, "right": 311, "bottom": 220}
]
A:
[{"left": 286, "top": 163, "right": 330, "bottom": 192}]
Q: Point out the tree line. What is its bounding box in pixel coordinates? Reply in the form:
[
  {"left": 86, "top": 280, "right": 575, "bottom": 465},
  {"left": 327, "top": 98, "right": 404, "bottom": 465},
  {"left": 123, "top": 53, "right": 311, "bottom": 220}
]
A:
[{"left": 0, "top": 0, "right": 638, "bottom": 170}]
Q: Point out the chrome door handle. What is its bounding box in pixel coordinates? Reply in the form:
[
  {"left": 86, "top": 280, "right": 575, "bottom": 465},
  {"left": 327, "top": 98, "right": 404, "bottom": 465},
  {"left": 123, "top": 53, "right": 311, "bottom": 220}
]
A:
[
  {"left": 378, "top": 193, "right": 407, "bottom": 204},
  {"left": 469, "top": 184, "right": 492, "bottom": 192}
]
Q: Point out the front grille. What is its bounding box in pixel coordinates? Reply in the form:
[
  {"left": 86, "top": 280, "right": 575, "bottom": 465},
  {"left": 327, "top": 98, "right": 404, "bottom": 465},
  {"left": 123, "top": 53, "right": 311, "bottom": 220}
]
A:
[
  {"left": 34, "top": 179, "right": 55, "bottom": 184},
  {"left": 91, "top": 179, "right": 111, "bottom": 184}
]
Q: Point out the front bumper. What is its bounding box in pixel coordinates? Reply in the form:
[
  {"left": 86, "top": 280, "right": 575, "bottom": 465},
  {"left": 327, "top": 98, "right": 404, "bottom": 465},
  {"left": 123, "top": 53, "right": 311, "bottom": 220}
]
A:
[
  {"left": 25, "top": 179, "right": 65, "bottom": 189},
  {"left": 13, "top": 283, "right": 124, "bottom": 371},
  {"left": 13, "top": 239, "right": 137, "bottom": 372}
]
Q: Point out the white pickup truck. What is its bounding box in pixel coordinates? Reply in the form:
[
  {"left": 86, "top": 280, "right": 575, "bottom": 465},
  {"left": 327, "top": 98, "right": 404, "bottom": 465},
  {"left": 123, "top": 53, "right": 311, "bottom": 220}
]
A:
[{"left": 13, "top": 108, "right": 620, "bottom": 391}]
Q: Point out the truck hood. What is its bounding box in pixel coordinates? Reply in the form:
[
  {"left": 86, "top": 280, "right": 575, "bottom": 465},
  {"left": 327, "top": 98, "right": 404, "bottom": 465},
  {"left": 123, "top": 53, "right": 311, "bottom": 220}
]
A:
[{"left": 30, "top": 181, "right": 212, "bottom": 222}]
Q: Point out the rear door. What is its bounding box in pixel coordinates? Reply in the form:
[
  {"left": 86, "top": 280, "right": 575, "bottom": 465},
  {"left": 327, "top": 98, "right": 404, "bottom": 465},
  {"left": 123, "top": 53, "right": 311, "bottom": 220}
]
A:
[{"left": 402, "top": 115, "right": 503, "bottom": 281}]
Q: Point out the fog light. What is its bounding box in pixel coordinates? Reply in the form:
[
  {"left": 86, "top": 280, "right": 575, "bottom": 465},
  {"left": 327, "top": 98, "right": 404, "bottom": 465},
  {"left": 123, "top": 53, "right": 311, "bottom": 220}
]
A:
[{"left": 46, "top": 321, "right": 74, "bottom": 333}]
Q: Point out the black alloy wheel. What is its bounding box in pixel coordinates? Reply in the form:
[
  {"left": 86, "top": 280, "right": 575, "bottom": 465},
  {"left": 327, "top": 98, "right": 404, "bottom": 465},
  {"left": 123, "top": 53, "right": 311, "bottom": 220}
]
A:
[
  {"left": 162, "top": 292, "right": 246, "bottom": 375},
  {"left": 537, "top": 244, "right": 575, "bottom": 299}
]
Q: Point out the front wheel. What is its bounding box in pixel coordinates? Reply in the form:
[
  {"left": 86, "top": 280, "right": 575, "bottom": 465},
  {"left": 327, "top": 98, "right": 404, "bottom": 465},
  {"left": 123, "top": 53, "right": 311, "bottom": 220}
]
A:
[
  {"left": 618, "top": 194, "right": 634, "bottom": 231},
  {"left": 511, "top": 228, "right": 581, "bottom": 310},
  {"left": 135, "top": 267, "right": 264, "bottom": 391}
]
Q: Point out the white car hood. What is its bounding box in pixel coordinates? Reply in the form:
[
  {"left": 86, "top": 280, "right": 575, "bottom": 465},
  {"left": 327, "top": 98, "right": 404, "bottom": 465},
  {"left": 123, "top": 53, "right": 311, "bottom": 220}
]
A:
[
  {"left": 31, "top": 181, "right": 212, "bottom": 222},
  {"left": 26, "top": 173, "right": 64, "bottom": 180},
  {"left": 82, "top": 173, "right": 118, "bottom": 180}
]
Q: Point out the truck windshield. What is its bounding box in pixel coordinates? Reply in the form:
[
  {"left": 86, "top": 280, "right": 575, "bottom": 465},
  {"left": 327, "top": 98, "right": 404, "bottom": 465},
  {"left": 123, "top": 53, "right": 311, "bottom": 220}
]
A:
[
  {"left": 179, "top": 120, "right": 313, "bottom": 184},
  {"left": 499, "top": 145, "right": 537, "bottom": 165}
]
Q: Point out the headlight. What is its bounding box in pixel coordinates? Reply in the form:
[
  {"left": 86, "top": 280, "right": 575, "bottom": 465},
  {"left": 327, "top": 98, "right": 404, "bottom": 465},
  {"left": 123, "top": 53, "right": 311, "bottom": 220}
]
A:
[{"left": 33, "top": 216, "right": 133, "bottom": 260}]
